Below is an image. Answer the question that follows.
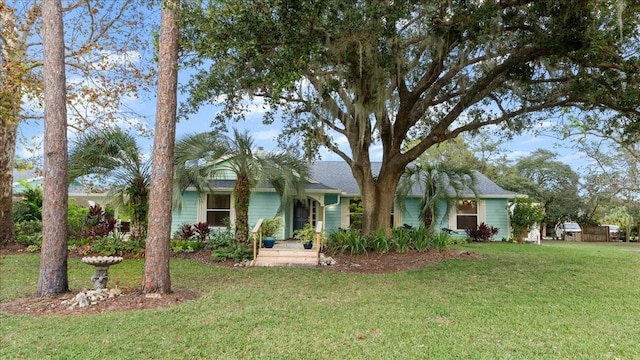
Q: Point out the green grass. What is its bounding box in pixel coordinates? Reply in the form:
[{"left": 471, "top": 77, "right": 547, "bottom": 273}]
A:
[{"left": 2, "top": 242, "right": 639, "bottom": 359}]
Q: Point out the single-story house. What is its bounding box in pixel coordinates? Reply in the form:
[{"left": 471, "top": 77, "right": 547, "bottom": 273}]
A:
[
  {"left": 12, "top": 176, "right": 108, "bottom": 207},
  {"left": 171, "top": 161, "right": 521, "bottom": 240}
]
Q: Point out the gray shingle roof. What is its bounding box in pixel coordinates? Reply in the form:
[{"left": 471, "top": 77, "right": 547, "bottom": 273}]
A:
[
  {"left": 310, "top": 161, "right": 519, "bottom": 198},
  {"left": 194, "top": 161, "right": 519, "bottom": 198}
]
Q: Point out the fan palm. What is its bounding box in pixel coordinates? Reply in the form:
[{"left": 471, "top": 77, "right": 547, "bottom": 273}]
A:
[
  {"left": 395, "top": 163, "right": 478, "bottom": 230},
  {"left": 174, "top": 129, "right": 310, "bottom": 244},
  {"left": 68, "top": 128, "right": 151, "bottom": 240}
]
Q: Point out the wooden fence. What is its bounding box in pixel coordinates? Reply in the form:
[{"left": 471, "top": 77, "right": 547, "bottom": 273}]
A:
[{"left": 581, "top": 226, "right": 615, "bottom": 242}]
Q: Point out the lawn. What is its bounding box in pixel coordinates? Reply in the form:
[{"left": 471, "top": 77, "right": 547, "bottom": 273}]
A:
[{"left": 1, "top": 242, "right": 639, "bottom": 359}]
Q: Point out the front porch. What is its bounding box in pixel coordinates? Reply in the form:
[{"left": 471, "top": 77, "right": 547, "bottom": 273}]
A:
[{"left": 252, "top": 220, "right": 323, "bottom": 267}]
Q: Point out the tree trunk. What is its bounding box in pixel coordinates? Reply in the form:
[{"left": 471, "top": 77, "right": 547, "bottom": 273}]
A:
[
  {"left": 352, "top": 162, "right": 404, "bottom": 236},
  {"left": 234, "top": 174, "right": 251, "bottom": 244},
  {"left": 37, "top": 0, "right": 69, "bottom": 297},
  {"left": 143, "top": 0, "right": 179, "bottom": 295},
  {"left": 0, "top": 123, "right": 17, "bottom": 245},
  {"left": 0, "top": 5, "right": 25, "bottom": 246}
]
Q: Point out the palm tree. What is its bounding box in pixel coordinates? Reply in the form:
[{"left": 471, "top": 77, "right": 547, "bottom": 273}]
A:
[
  {"left": 174, "top": 129, "right": 310, "bottom": 244},
  {"left": 68, "top": 128, "right": 151, "bottom": 240},
  {"left": 395, "top": 163, "right": 478, "bottom": 230}
]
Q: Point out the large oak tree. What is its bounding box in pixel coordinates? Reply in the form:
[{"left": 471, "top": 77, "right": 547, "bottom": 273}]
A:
[{"left": 180, "top": 0, "right": 640, "bottom": 235}]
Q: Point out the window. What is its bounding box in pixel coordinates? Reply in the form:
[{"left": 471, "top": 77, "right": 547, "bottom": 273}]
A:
[
  {"left": 347, "top": 198, "right": 395, "bottom": 229},
  {"left": 456, "top": 200, "right": 477, "bottom": 230},
  {"left": 206, "top": 194, "right": 231, "bottom": 227},
  {"left": 349, "top": 198, "right": 363, "bottom": 230}
]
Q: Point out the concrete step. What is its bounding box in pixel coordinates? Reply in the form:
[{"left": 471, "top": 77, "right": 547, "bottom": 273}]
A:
[{"left": 254, "top": 248, "right": 319, "bottom": 267}]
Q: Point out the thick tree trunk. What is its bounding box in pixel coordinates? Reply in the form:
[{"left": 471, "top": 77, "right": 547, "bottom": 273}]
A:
[
  {"left": 0, "top": 123, "right": 17, "bottom": 245},
  {"left": 352, "top": 161, "right": 404, "bottom": 236},
  {"left": 234, "top": 175, "right": 250, "bottom": 244},
  {"left": 37, "top": 0, "right": 69, "bottom": 297},
  {"left": 143, "top": 0, "right": 179, "bottom": 294}
]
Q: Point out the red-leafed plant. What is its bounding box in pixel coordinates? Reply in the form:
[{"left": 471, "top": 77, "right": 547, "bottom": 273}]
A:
[
  {"left": 193, "top": 222, "right": 211, "bottom": 242},
  {"left": 466, "top": 223, "right": 499, "bottom": 242},
  {"left": 175, "top": 223, "right": 196, "bottom": 240}
]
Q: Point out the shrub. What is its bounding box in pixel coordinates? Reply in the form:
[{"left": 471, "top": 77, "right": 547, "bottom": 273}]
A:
[
  {"left": 207, "top": 226, "right": 236, "bottom": 250},
  {"left": 12, "top": 181, "right": 43, "bottom": 222},
  {"left": 170, "top": 240, "right": 203, "bottom": 253},
  {"left": 92, "top": 231, "right": 144, "bottom": 256},
  {"left": 68, "top": 201, "right": 89, "bottom": 240},
  {"left": 212, "top": 242, "right": 252, "bottom": 262},
  {"left": 325, "top": 228, "right": 366, "bottom": 255},
  {"left": 83, "top": 204, "right": 116, "bottom": 239},
  {"left": 15, "top": 220, "right": 43, "bottom": 250},
  {"left": 193, "top": 222, "right": 211, "bottom": 242},
  {"left": 391, "top": 227, "right": 412, "bottom": 253},
  {"left": 465, "top": 223, "right": 499, "bottom": 242},
  {"left": 510, "top": 198, "right": 545, "bottom": 239},
  {"left": 364, "top": 228, "right": 390, "bottom": 253},
  {"left": 174, "top": 223, "right": 196, "bottom": 240},
  {"left": 411, "top": 226, "right": 433, "bottom": 252},
  {"left": 432, "top": 232, "right": 453, "bottom": 250}
]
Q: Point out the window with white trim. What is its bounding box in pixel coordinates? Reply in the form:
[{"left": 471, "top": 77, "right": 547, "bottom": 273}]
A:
[
  {"left": 206, "top": 194, "right": 231, "bottom": 227},
  {"left": 349, "top": 198, "right": 363, "bottom": 230},
  {"left": 456, "top": 200, "right": 478, "bottom": 231}
]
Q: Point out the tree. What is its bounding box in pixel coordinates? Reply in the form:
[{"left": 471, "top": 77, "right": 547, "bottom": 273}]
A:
[
  {"left": 174, "top": 129, "right": 310, "bottom": 244},
  {"left": 556, "top": 114, "right": 640, "bottom": 226},
  {"left": 603, "top": 206, "right": 634, "bottom": 243},
  {"left": 396, "top": 163, "right": 477, "bottom": 230},
  {"left": 180, "top": 1, "right": 640, "bottom": 235},
  {"left": 1, "top": 0, "right": 154, "bottom": 244},
  {"left": 37, "top": 0, "right": 68, "bottom": 296},
  {"left": 143, "top": 0, "right": 180, "bottom": 295},
  {"left": 496, "top": 149, "right": 581, "bottom": 229},
  {"left": 68, "top": 128, "right": 151, "bottom": 240}
]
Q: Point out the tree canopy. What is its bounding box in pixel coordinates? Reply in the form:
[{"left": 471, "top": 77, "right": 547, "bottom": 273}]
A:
[{"left": 180, "top": 0, "right": 640, "bottom": 234}]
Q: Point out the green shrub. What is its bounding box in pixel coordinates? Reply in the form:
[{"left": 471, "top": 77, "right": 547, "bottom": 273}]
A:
[
  {"left": 15, "top": 220, "right": 42, "bottom": 247},
  {"left": 212, "top": 242, "right": 252, "bottom": 262},
  {"left": 207, "top": 227, "right": 236, "bottom": 250},
  {"left": 364, "top": 228, "right": 390, "bottom": 253},
  {"left": 12, "top": 181, "right": 42, "bottom": 222},
  {"left": 67, "top": 201, "right": 89, "bottom": 240},
  {"left": 92, "top": 231, "right": 144, "bottom": 256},
  {"left": 432, "top": 232, "right": 453, "bottom": 251},
  {"left": 170, "top": 240, "right": 203, "bottom": 253},
  {"left": 325, "top": 228, "right": 366, "bottom": 255},
  {"left": 391, "top": 228, "right": 412, "bottom": 253},
  {"left": 406, "top": 226, "right": 429, "bottom": 252}
]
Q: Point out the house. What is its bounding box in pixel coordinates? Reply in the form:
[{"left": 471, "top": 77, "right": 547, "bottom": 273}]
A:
[
  {"left": 170, "top": 161, "right": 520, "bottom": 240},
  {"left": 12, "top": 176, "right": 108, "bottom": 207}
]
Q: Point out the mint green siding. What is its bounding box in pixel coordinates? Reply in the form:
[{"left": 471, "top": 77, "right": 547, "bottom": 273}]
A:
[
  {"left": 324, "top": 202, "right": 342, "bottom": 233},
  {"left": 171, "top": 191, "right": 199, "bottom": 235},
  {"left": 248, "top": 192, "right": 284, "bottom": 238},
  {"left": 401, "top": 198, "right": 422, "bottom": 228},
  {"left": 433, "top": 198, "right": 450, "bottom": 232},
  {"left": 483, "top": 198, "right": 510, "bottom": 240}
]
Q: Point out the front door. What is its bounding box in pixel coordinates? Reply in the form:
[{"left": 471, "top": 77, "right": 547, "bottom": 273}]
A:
[{"left": 293, "top": 200, "right": 310, "bottom": 231}]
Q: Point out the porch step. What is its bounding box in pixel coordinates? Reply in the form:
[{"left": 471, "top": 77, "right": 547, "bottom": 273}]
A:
[{"left": 254, "top": 248, "right": 318, "bottom": 267}]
